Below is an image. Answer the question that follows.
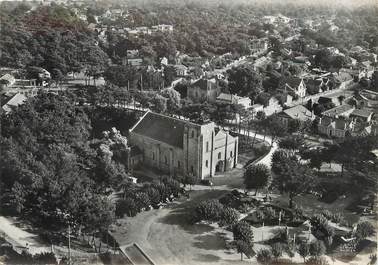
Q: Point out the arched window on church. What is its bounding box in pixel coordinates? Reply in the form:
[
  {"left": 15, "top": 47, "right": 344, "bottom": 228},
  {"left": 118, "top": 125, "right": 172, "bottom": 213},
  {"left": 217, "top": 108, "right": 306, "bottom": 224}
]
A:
[
  {"left": 191, "top": 130, "right": 195, "bottom": 138},
  {"left": 164, "top": 156, "right": 168, "bottom": 165}
]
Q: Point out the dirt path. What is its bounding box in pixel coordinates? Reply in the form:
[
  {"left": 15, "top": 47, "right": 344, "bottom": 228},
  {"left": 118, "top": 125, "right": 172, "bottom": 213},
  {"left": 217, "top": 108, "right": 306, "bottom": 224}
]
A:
[{"left": 0, "top": 216, "right": 50, "bottom": 255}]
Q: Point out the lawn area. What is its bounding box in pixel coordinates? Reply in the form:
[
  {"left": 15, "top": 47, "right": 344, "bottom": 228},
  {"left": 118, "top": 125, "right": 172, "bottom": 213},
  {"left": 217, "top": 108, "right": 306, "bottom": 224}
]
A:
[{"left": 272, "top": 193, "right": 360, "bottom": 226}]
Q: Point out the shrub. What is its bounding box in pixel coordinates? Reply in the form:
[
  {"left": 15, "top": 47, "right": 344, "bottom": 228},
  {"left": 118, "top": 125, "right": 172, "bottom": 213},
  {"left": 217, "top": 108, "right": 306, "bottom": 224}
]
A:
[
  {"left": 219, "top": 207, "right": 239, "bottom": 227},
  {"left": 264, "top": 207, "right": 276, "bottom": 220},
  {"left": 255, "top": 209, "right": 265, "bottom": 222},
  {"left": 234, "top": 240, "right": 254, "bottom": 260},
  {"left": 33, "top": 252, "right": 57, "bottom": 264},
  {"left": 311, "top": 215, "right": 335, "bottom": 245},
  {"left": 286, "top": 244, "right": 295, "bottom": 259},
  {"left": 144, "top": 187, "right": 161, "bottom": 207},
  {"left": 135, "top": 192, "right": 150, "bottom": 210},
  {"left": 321, "top": 210, "right": 342, "bottom": 224},
  {"left": 369, "top": 254, "right": 377, "bottom": 265},
  {"left": 239, "top": 203, "right": 250, "bottom": 214},
  {"left": 293, "top": 206, "right": 304, "bottom": 220},
  {"left": 152, "top": 182, "right": 170, "bottom": 202},
  {"left": 309, "top": 240, "right": 326, "bottom": 257},
  {"left": 321, "top": 210, "right": 333, "bottom": 220},
  {"left": 272, "top": 228, "right": 288, "bottom": 243},
  {"left": 194, "top": 199, "right": 224, "bottom": 222},
  {"left": 115, "top": 198, "right": 139, "bottom": 217},
  {"left": 232, "top": 221, "right": 254, "bottom": 245},
  {"left": 305, "top": 256, "right": 330, "bottom": 265},
  {"left": 298, "top": 242, "right": 310, "bottom": 262},
  {"left": 355, "top": 221, "right": 375, "bottom": 241},
  {"left": 160, "top": 177, "right": 181, "bottom": 197},
  {"left": 271, "top": 243, "right": 283, "bottom": 259},
  {"left": 256, "top": 249, "right": 272, "bottom": 265}
]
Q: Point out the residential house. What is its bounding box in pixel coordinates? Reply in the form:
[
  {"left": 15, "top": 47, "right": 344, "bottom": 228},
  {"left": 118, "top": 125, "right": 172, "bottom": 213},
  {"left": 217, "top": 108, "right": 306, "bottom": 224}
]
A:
[
  {"left": 152, "top": 24, "right": 174, "bottom": 33},
  {"left": 129, "top": 111, "right": 238, "bottom": 179},
  {"left": 160, "top": 57, "right": 168, "bottom": 66},
  {"left": 318, "top": 92, "right": 351, "bottom": 107},
  {"left": 349, "top": 109, "right": 374, "bottom": 123},
  {"left": 216, "top": 93, "right": 251, "bottom": 109},
  {"left": 305, "top": 78, "right": 330, "bottom": 95},
  {"left": 321, "top": 104, "right": 355, "bottom": 118},
  {"left": 283, "top": 77, "right": 307, "bottom": 98},
  {"left": 339, "top": 68, "right": 365, "bottom": 82},
  {"left": 253, "top": 56, "right": 270, "bottom": 71},
  {"left": 250, "top": 38, "right": 268, "bottom": 54},
  {"left": 173, "top": 64, "right": 189, "bottom": 77},
  {"left": 318, "top": 117, "right": 353, "bottom": 138},
  {"left": 333, "top": 72, "right": 353, "bottom": 89},
  {"left": 263, "top": 96, "right": 283, "bottom": 116},
  {"left": 277, "top": 105, "right": 314, "bottom": 127},
  {"left": 125, "top": 58, "right": 144, "bottom": 67},
  {"left": 1, "top": 93, "right": 27, "bottom": 114},
  {"left": 352, "top": 93, "right": 370, "bottom": 108},
  {"left": 187, "top": 78, "right": 220, "bottom": 103},
  {"left": 0, "top": 74, "right": 16, "bottom": 87}
]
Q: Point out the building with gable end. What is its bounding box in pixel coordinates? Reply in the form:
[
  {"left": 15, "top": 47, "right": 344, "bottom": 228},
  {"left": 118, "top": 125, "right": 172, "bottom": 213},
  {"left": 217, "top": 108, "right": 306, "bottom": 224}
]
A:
[
  {"left": 187, "top": 78, "right": 221, "bottom": 103},
  {"left": 283, "top": 77, "right": 307, "bottom": 98},
  {"left": 129, "top": 111, "right": 238, "bottom": 179}
]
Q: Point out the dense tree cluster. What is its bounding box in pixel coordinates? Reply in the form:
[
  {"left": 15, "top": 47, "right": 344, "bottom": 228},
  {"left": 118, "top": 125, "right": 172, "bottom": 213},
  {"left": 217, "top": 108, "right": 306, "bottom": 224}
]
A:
[
  {"left": 0, "top": 5, "right": 108, "bottom": 76},
  {"left": 0, "top": 93, "right": 124, "bottom": 235}
]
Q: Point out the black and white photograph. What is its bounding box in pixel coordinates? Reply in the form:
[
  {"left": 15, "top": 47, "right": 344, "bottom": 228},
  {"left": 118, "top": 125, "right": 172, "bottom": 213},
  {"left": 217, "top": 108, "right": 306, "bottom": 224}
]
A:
[{"left": 0, "top": 0, "right": 377, "bottom": 264}]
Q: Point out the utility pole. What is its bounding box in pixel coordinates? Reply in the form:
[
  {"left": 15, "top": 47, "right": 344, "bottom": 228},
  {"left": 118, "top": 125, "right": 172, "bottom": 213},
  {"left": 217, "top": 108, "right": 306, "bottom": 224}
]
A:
[{"left": 68, "top": 224, "right": 71, "bottom": 265}]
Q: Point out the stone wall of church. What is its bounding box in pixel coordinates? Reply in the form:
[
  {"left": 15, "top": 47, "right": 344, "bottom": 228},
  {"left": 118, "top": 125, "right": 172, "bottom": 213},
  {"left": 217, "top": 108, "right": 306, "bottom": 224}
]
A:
[{"left": 129, "top": 132, "right": 185, "bottom": 176}]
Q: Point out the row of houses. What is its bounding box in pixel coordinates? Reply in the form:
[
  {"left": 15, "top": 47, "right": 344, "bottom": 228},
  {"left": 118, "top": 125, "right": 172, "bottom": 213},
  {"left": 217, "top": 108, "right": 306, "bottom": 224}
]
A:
[{"left": 318, "top": 105, "right": 376, "bottom": 138}]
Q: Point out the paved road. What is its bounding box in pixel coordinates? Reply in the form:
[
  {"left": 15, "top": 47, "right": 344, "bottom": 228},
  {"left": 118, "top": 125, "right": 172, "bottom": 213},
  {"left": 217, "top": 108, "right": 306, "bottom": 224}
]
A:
[{"left": 227, "top": 127, "right": 278, "bottom": 169}]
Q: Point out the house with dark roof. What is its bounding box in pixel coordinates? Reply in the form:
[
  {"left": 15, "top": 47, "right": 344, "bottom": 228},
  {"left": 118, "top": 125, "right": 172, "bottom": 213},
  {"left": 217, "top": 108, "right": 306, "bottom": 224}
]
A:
[
  {"left": 187, "top": 78, "right": 221, "bottom": 103},
  {"left": 277, "top": 105, "right": 314, "bottom": 127},
  {"left": 283, "top": 77, "right": 307, "bottom": 98},
  {"left": 317, "top": 92, "right": 352, "bottom": 107},
  {"left": 129, "top": 111, "right": 238, "bottom": 179},
  {"left": 305, "top": 77, "right": 331, "bottom": 95},
  {"left": 322, "top": 104, "right": 355, "bottom": 118},
  {"left": 318, "top": 116, "right": 353, "bottom": 138},
  {"left": 350, "top": 109, "right": 374, "bottom": 123}
]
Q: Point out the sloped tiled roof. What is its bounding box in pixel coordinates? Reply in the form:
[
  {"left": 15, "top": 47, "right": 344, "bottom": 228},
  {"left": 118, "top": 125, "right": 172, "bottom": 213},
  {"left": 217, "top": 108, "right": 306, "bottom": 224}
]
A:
[
  {"left": 281, "top": 105, "right": 312, "bottom": 121},
  {"left": 322, "top": 105, "right": 354, "bottom": 118},
  {"left": 216, "top": 93, "right": 245, "bottom": 103},
  {"left": 0, "top": 73, "right": 15, "bottom": 83},
  {"left": 2, "top": 93, "right": 26, "bottom": 113},
  {"left": 306, "top": 79, "right": 322, "bottom": 87},
  {"left": 350, "top": 108, "right": 373, "bottom": 118},
  {"left": 131, "top": 112, "right": 198, "bottom": 148},
  {"left": 285, "top": 77, "right": 302, "bottom": 89},
  {"left": 191, "top": 78, "right": 217, "bottom": 91}
]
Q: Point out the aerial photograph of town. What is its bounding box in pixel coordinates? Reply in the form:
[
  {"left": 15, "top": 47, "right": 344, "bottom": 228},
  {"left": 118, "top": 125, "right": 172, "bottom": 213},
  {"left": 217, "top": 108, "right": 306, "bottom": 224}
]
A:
[{"left": 0, "top": 0, "right": 377, "bottom": 264}]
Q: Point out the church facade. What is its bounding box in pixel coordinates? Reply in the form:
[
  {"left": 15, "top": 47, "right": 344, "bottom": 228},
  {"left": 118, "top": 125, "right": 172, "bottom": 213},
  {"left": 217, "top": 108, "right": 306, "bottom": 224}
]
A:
[{"left": 129, "top": 111, "right": 238, "bottom": 179}]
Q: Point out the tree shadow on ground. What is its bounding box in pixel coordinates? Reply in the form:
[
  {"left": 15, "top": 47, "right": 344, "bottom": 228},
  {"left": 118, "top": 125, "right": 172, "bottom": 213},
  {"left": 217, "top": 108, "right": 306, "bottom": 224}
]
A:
[
  {"left": 157, "top": 190, "right": 227, "bottom": 235},
  {"left": 193, "top": 232, "right": 228, "bottom": 250},
  {"left": 193, "top": 254, "right": 221, "bottom": 263}
]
